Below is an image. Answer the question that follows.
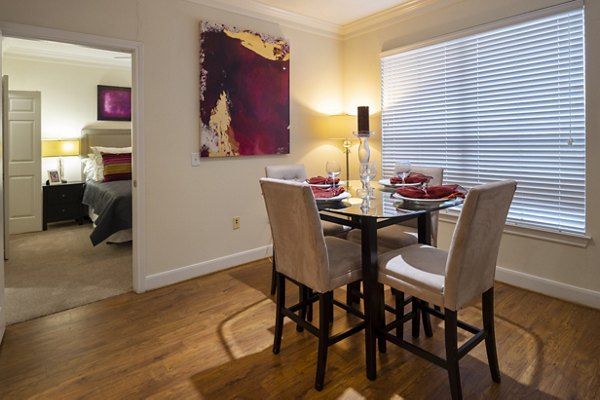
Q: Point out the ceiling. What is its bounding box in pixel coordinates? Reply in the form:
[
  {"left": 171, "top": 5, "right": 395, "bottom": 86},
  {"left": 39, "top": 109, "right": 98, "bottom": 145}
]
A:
[
  {"left": 216, "top": 0, "right": 411, "bottom": 26},
  {"left": 1, "top": 0, "right": 411, "bottom": 66},
  {"left": 2, "top": 37, "right": 131, "bottom": 68}
]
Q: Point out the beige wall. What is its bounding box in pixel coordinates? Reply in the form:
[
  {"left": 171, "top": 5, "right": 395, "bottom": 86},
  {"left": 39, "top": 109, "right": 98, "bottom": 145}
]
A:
[
  {"left": 2, "top": 57, "right": 131, "bottom": 139},
  {"left": 0, "top": 0, "right": 346, "bottom": 283},
  {"left": 343, "top": 0, "right": 600, "bottom": 305}
]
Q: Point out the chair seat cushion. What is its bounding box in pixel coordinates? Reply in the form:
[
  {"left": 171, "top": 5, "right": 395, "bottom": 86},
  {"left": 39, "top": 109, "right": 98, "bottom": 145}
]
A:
[
  {"left": 321, "top": 221, "right": 351, "bottom": 237},
  {"left": 346, "top": 224, "right": 418, "bottom": 252},
  {"left": 378, "top": 244, "right": 447, "bottom": 307},
  {"left": 324, "top": 236, "right": 363, "bottom": 292}
]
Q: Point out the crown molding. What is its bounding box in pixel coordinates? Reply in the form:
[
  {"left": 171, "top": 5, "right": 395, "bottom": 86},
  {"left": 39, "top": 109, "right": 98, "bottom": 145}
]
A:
[
  {"left": 341, "top": 0, "right": 461, "bottom": 39},
  {"left": 186, "top": 0, "right": 342, "bottom": 39},
  {"left": 186, "top": 0, "right": 461, "bottom": 40}
]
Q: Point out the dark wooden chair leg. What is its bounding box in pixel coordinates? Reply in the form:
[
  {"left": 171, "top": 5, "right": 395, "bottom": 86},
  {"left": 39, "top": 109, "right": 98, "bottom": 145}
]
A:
[
  {"left": 395, "top": 290, "right": 405, "bottom": 339},
  {"left": 270, "top": 255, "right": 277, "bottom": 295},
  {"left": 328, "top": 297, "right": 334, "bottom": 325},
  {"left": 345, "top": 282, "right": 361, "bottom": 308},
  {"left": 307, "top": 288, "right": 314, "bottom": 322},
  {"left": 483, "top": 288, "right": 501, "bottom": 383},
  {"left": 297, "top": 285, "right": 307, "bottom": 332},
  {"left": 444, "top": 309, "right": 462, "bottom": 400},
  {"left": 421, "top": 300, "right": 433, "bottom": 337},
  {"left": 412, "top": 297, "right": 421, "bottom": 338},
  {"left": 273, "top": 273, "right": 286, "bottom": 354},
  {"left": 315, "top": 292, "right": 331, "bottom": 391}
]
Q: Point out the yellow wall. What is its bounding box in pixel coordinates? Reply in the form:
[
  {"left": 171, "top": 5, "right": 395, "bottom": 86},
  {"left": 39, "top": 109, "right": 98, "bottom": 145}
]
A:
[{"left": 343, "top": 0, "right": 600, "bottom": 305}]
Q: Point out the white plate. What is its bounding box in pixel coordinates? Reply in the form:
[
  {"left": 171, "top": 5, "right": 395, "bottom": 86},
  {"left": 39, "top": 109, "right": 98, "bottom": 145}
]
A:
[
  {"left": 314, "top": 191, "right": 351, "bottom": 201},
  {"left": 392, "top": 192, "right": 451, "bottom": 203},
  {"left": 378, "top": 178, "right": 421, "bottom": 188}
]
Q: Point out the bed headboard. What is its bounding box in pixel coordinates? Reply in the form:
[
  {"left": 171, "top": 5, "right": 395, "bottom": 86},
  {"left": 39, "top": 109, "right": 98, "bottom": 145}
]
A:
[{"left": 80, "top": 121, "right": 132, "bottom": 155}]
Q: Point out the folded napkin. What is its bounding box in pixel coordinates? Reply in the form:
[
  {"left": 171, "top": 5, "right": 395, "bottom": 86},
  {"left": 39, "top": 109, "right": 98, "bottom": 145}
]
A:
[
  {"left": 395, "top": 184, "right": 467, "bottom": 199},
  {"left": 390, "top": 172, "right": 432, "bottom": 185},
  {"left": 311, "top": 186, "right": 345, "bottom": 199},
  {"left": 307, "top": 175, "right": 340, "bottom": 185}
]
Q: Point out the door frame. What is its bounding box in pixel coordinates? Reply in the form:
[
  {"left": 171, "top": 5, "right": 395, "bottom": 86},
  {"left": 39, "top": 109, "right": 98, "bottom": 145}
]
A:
[{"left": 0, "top": 21, "right": 147, "bottom": 293}]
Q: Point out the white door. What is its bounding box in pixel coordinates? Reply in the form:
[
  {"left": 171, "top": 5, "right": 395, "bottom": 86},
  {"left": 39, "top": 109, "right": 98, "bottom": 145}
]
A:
[{"left": 7, "top": 91, "right": 42, "bottom": 235}]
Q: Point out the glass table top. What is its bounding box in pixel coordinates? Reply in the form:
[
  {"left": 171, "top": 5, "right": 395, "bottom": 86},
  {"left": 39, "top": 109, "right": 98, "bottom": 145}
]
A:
[{"left": 317, "top": 181, "right": 463, "bottom": 219}]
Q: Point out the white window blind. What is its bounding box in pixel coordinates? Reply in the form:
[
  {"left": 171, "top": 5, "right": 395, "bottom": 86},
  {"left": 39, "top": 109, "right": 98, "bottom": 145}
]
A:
[{"left": 381, "top": 6, "right": 585, "bottom": 235}]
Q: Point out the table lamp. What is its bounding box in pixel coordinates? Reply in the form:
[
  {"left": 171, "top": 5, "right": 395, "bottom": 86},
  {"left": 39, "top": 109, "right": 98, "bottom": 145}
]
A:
[
  {"left": 328, "top": 113, "right": 355, "bottom": 186},
  {"left": 42, "top": 139, "right": 80, "bottom": 183}
]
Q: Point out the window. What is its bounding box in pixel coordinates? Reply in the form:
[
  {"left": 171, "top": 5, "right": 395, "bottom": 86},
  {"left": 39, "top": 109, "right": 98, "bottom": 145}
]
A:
[{"left": 381, "top": 5, "right": 585, "bottom": 235}]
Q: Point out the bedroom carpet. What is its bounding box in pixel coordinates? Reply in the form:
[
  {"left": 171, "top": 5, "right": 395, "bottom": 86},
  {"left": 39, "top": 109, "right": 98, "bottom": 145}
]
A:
[{"left": 4, "top": 221, "right": 132, "bottom": 325}]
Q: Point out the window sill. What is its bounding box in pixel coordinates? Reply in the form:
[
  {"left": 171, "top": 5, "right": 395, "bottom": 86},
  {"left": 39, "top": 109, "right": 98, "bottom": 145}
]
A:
[{"left": 439, "top": 212, "right": 591, "bottom": 248}]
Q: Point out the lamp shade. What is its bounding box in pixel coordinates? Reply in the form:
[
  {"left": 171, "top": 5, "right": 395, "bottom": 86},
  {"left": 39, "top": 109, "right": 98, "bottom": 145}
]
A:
[
  {"left": 327, "top": 113, "right": 355, "bottom": 139},
  {"left": 42, "top": 139, "right": 80, "bottom": 157}
]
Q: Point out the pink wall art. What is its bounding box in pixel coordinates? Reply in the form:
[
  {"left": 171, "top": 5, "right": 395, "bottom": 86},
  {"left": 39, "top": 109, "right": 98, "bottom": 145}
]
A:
[{"left": 199, "top": 21, "right": 290, "bottom": 157}]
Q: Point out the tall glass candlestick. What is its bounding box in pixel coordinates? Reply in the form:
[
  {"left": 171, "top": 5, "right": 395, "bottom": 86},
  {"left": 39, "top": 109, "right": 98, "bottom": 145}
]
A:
[{"left": 354, "top": 130, "right": 375, "bottom": 191}]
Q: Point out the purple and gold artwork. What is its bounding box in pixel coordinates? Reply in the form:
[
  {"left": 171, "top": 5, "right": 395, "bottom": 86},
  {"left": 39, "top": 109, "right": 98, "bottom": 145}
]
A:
[
  {"left": 199, "top": 21, "right": 290, "bottom": 157},
  {"left": 97, "top": 85, "right": 131, "bottom": 121}
]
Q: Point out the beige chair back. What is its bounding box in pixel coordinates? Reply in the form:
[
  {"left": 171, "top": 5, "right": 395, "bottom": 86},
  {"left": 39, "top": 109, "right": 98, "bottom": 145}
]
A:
[
  {"left": 444, "top": 180, "right": 516, "bottom": 310},
  {"left": 260, "top": 178, "right": 332, "bottom": 292},
  {"left": 265, "top": 164, "right": 307, "bottom": 182}
]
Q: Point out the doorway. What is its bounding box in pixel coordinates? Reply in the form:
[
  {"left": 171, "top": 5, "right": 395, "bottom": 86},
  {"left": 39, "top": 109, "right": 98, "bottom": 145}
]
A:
[{"left": 0, "top": 27, "right": 144, "bottom": 324}]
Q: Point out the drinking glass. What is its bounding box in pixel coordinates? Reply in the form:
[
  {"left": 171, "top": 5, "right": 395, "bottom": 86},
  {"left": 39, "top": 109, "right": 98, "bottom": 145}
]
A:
[
  {"left": 326, "top": 160, "right": 341, "bottom": 187},
  {"left": 394, "top": 160, "right": 412, "bottom": 184},
  {"left": 367, "top": 162, "right": 377, "bottom": 197},
  {"left": 359, "top": 162, "right": 377, "bottom": 195}
]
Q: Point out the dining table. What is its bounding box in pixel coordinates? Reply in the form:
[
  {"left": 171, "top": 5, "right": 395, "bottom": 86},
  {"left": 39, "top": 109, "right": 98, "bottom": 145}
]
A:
[{"left": 317, "top": 181, "right": 463, "bottom": 380}]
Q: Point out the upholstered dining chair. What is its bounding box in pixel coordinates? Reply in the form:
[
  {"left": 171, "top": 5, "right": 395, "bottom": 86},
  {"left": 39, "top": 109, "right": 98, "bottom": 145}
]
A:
[
  {"left": 346, "top": 165, "right": 444, "bottom": 251},
  {"left": 260, "top": 178, "right": 365, "bottom": 391},
  {"left": 265, "top": 164, "right": 351, "bottom": 295},
  {"left": 377, "top": 180, "right": 516, "bottom": 400}
]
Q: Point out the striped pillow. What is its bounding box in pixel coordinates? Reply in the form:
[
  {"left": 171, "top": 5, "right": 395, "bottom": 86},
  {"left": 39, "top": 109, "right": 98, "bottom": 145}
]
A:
[{"left": 102, "top": 152, "right": 132, "bottom": 182}]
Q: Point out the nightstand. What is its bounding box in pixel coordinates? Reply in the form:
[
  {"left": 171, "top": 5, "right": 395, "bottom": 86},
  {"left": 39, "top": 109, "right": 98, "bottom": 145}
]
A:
[{"left": 42, "top": 182, "right": 87, "bottom": 230}]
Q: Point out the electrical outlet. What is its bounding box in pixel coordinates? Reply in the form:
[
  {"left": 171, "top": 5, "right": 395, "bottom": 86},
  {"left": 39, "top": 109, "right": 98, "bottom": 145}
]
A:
[
  {"left": 233, "top": 216, "right": 241, "bottom": 230},
  {"left": 191, "top": 152, "right": 201, "bottom": 167}
]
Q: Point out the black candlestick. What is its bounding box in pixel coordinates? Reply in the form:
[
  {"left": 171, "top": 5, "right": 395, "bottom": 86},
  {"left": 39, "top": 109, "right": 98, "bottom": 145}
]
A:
[{"left": 357, "top": 106, "right": 369, "bottom": 132}]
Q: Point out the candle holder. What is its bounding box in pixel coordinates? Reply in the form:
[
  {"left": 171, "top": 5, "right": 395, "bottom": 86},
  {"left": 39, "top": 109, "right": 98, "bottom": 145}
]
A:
[{"left": 353, "top": 130, "right": 375, "bottom": 191}]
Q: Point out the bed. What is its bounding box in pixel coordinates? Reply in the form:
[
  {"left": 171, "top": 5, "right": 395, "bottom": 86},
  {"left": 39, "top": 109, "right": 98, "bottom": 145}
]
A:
[{"left": 79, "top": 121, "right": 133, "bottom": 246}]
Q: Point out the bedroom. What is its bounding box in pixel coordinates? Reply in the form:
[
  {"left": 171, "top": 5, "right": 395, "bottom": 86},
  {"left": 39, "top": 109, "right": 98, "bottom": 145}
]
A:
[{"left": 1, "top": 37, "right": 134, "bottom": 323}]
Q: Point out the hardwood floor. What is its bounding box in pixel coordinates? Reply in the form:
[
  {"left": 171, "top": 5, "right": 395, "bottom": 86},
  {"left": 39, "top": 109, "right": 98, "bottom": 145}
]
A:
[{"left": 0, "top": 258, "right": 598, "bottom": 399}]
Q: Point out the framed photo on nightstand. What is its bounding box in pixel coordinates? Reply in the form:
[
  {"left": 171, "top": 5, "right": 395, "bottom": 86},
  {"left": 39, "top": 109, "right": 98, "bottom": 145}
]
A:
[{"left": 47, "top": 169, "right": 61, "bottom": 185}]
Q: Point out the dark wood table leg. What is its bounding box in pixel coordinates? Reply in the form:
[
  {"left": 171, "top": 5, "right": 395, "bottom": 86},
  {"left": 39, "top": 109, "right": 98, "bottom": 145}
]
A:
[
  {"left": 361, "top": 217, "right": 380, "bottom": 380},
  {"left": 416, "top": 213, "right": 434, "bottom": 334},
  {"left": 417, "top": 212, "right": 432, "bottom": 245}
]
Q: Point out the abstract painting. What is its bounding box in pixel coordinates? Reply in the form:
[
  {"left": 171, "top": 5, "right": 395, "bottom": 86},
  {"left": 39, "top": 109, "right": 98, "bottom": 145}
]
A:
[
  {"left": 97, "top": 85, "right": 131, "bottom": 121},
  {"left": 199, "top": 21, "right": 290, "bottom": 157}
]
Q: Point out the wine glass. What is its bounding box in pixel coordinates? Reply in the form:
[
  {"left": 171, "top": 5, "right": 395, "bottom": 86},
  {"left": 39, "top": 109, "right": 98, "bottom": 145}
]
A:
[
  {"left": 359, "top": 162, "right": 377, "bottom": 194},
  {"left": 394, "top": 160, "right": 412, "bottom": 184},
  {"left": 326, "top": 160, "right": 341, "bottom": 188},
  {"left": 367, "top": 162, "right": 377, "bottom": 197}
]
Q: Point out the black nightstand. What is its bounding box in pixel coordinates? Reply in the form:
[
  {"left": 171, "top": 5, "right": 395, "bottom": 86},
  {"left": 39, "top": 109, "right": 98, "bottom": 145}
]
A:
[{"left": 42, "top": 182, "right": 87, "bottom": 230}]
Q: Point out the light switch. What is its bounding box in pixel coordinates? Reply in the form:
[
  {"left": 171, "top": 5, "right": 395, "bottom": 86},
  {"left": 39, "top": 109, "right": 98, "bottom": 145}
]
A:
[{"left": 191, "top": 152, "right": 201, "bottom": 167}]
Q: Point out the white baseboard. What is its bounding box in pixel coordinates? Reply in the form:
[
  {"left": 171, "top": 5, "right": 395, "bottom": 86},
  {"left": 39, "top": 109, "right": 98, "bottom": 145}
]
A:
[
  {"left": 496, "top": 266, "right": 600, "bottom": 310},
  {"left": 144, "top": 245, "right": 273, "bottom": 291}
]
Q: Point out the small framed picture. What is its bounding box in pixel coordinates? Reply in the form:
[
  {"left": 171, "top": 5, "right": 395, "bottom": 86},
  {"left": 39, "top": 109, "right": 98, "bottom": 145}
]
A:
[{"left": 47, "top": 170, "right": 61, "bottom": 185}]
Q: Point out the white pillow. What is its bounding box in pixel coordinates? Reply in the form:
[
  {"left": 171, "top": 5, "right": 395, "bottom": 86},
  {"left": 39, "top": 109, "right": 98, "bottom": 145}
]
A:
[
  {"left": 81, "top": 155, "right": 104, "bottom": 181},
  {"left": 90, "top": 146, "right": 132, "bottom": 155}
]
